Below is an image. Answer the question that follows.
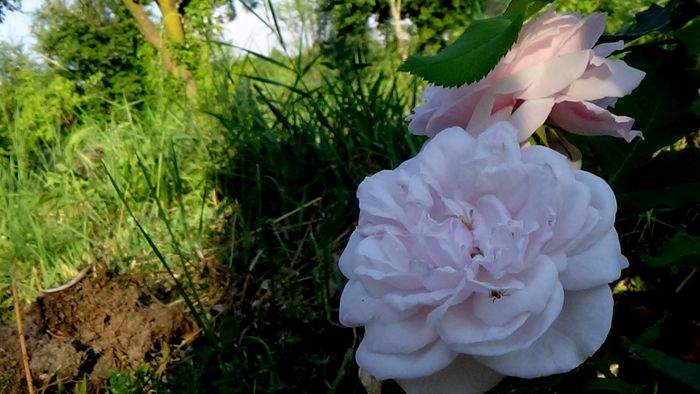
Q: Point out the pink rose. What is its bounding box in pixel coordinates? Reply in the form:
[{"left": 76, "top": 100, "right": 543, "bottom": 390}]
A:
[
  {"left": 339, "top": 122, "right": 628, "bottom": 393},
  {"left": 408, "top": 10, "right": 646, "bottom": 143}
]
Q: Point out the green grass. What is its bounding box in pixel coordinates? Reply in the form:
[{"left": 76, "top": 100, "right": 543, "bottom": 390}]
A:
[{"left": 0, "top": 93, "right": 219, "bottom": 309}]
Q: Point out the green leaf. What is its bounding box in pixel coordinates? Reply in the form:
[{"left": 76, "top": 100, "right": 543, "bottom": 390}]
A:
[
  {"left": 614, "top": 0, "right": 700, "bottom": 38},
  {"left": 622, "top": 338, "right": 700, "bottom": 391},
  {"left": 399, "top": 13, "right": 524, "bottom": 87},
  {"left": 616, "top": 3, "right": 673, "bottom": 37},
  {"left": 615, "top": 148, "right": 700, "bottom": 211},
  {"left": 693, "top": 95, "right": 700, "bottom": 117},
  {"left": 640, "top": 231, "right": 700, "bottom": 268},
  {"left": 582, "top": 377, "right": 643, "bottom": 393},
  {"left": 676, "top": 17, "right": 700, "bottom": 57},
  {"left": 636, "top": 314, "right": 667, "bottom": 346}
]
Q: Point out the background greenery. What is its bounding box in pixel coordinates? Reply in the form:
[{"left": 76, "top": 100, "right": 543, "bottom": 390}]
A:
[{"left": 0, "top": 0, "right": 699, "bottom": 392}]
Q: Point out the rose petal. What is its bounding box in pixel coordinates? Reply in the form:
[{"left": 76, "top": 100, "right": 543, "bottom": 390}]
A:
[
  {"left": 521, "top": 144, "right": 577, "bottom": 180},
  {"left": 384, "top": 288, "right": 454, "bottom": 312},
  {"left": 593, "top": 40, "right": 624, "bottom": 57},
  {"left": 439, "top": 300, "right": 530, "bottom": 348},
  {"left": 560, "top": 229, "right": 628, "bottom": 290},
  {"left": 557, "top": 12, "right": 606, "bottom": 54},
  {"left": 457, "top": 281, "right": 564, "bottom": 356},
  {"left": 357, "top": 171, "right": 407, "bottom": 224},
  {"left": 497, "top": 51, "right": 591, "bottom": 99},
  {"left": 423, "top": 85, "right": 491, "bottom": 137},
  {"left": 548, "top": 99, "right": 643, "bottom": 141},
  {"left": 567, "top": 171, "right": 618, "bottom": 254},
  {"left": 356, "top": 267, "right": 424, "bottom": 294},
  {"left": 338, "top": 231, "right": 362, "bottom": 278},
  {"left": 416, "top": 218, "right": 474, "bottom": 272},
  {"left": 363, "top": 311, "right": 440, "bottom": 353},
  {"left": 504, "top": 11, "right": 581, "bottom": 74},
  {"left": 474, "top": 121, "right": 522, "bottom": 158},
  {"left": 472, "top": 256, "right": 559, "bottom": 325},
  {"left": 357, "top": 338, "right": 457, "bottom": 380},
  {"left": 354, "top": 233, "right": 410, "bottom": 274},
  {"left": 476, "top": 285, "right": 614, "bottom": 378},
  {"left": 543, "top": 178, "right": 592, "bottom": 254},
  {"left": 474, "top": 161, "right": 530, "bottom": 214},
  {"left": 593, "top": 96, "right": 618, "bottom": 109},
  {"left": 398, "top": 356, "right": 504, "bottom": 394},
  {"left": 339, "top": 280, "right": 379, "bottom": 326},
  {"left": 466, "top": 50, "right": 590, "bottom": 136},
  {"left": 509, "top": 98, "right": 556, "bottom": 141},
  {"left": 563, "top": 57, "right": 646, "bottom": 101},
  {"left": 418, "top": 127, "right": 478, "bottom": 194}
]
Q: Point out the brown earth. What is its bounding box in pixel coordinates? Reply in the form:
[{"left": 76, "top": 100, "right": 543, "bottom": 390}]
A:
[{"left": 0, "top": 267, "right": 194, "bottom": 393}]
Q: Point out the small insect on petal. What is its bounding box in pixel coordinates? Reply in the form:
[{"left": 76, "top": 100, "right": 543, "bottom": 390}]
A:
[{"left": 489, "top": 289, "right": 510, "bottom": 302}]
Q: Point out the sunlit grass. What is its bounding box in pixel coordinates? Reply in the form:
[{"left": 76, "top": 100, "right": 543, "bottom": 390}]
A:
[{"left": 0, "top": 94, "right": 218, "bottom": 305}]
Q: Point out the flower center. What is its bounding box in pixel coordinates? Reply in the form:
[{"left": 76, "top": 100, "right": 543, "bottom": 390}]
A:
[{"left": 457, "top": 205, "right": 527, "bottom": 279}]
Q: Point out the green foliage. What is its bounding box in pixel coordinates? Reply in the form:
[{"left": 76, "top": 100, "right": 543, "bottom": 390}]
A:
[
  {"left": 0, "top": 43, "right": 81, "bottom": 152},
  {"left": 615, "top": 148, "right": 700, "bottom": 210},
  {"left": 623, "top": 338, "right": 700, "bottom": 391},
  {"left": 399, "top": 0, "right": 485, "bottom": 54},
  {"left": 581, "top": 377, "right": 644, "bottom": 393},
  {"left": 677, "top": 16, "right": 700, "bottom": 59},
  {"left": 614, "top": 0, "right": 700, "bottom": 38},
  {"left": 640, "top": 231, "right": 700, "bottom": 268},
  {"left": 400, "top": 12, "right": 524, "bottom": 86},
  {"left": 106, "top": 363, "right": 156, "bottom": 392},
  {"left": 32, "top": 0, "right": 148, "bottom": 107},
  {"left": 318, "top": 0, "right": 383, "bottom": 67},
  {"left": 321, "top": 0, "right": 519, "bottom": 57},
  {"left": 557, "top": 0, "right": 655, "bottom": 32}
]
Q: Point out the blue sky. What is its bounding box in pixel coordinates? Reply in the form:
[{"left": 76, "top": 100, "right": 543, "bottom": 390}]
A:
[{"left": 0, "top": 0, "right": 40, "bottom": 47}]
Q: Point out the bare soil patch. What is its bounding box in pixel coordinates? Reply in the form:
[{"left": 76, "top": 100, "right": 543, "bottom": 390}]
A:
[{"left": 0, "top": 267, "right": 191, "bottom": 393}]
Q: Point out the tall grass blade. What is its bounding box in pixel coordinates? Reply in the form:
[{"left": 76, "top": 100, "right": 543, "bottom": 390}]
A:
[{"left": 103, "top": 163, "right": 213, "bottom": 339}]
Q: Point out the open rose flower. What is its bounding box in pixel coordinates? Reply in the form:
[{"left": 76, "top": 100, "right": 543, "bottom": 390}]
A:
[
  {"left": 408, "top": 10, "right": 646, "bottom": 143},
  {"left": 339, "top": 122, "right": 628, "bottom": 393}
]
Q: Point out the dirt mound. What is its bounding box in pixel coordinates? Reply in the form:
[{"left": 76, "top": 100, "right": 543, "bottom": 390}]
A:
[{"left": 0, "top": 269, "right": 189, "bottom": 393}]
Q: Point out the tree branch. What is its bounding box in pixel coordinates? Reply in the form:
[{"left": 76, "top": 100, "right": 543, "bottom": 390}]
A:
[
  {"left": 156, "top": 0, "right": 186, "bottom": 46},
  {"left": 122, "top": 0, "right": 162, "bottom": 50},
  {"left": 122, "top": 0, "right": 198, "bottom": 98},
  {"left": 389, "top": 0, "right": 408, "bottom": 59}
]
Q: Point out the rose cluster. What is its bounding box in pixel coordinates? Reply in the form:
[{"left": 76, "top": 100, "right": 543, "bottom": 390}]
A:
[{"left": 339, "top": 9, "right": 644, "bottom": 394}]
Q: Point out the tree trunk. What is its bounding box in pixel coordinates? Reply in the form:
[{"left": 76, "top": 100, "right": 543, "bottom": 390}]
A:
[
  {"left": 122, "top": 0, "right": 198, "bottom": 98},
  {"left": 389, "top": 0, "right": 408, "bottom": 60},
  {"left": 156, "top": 0, "right": 186, "bottom": 46}
]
